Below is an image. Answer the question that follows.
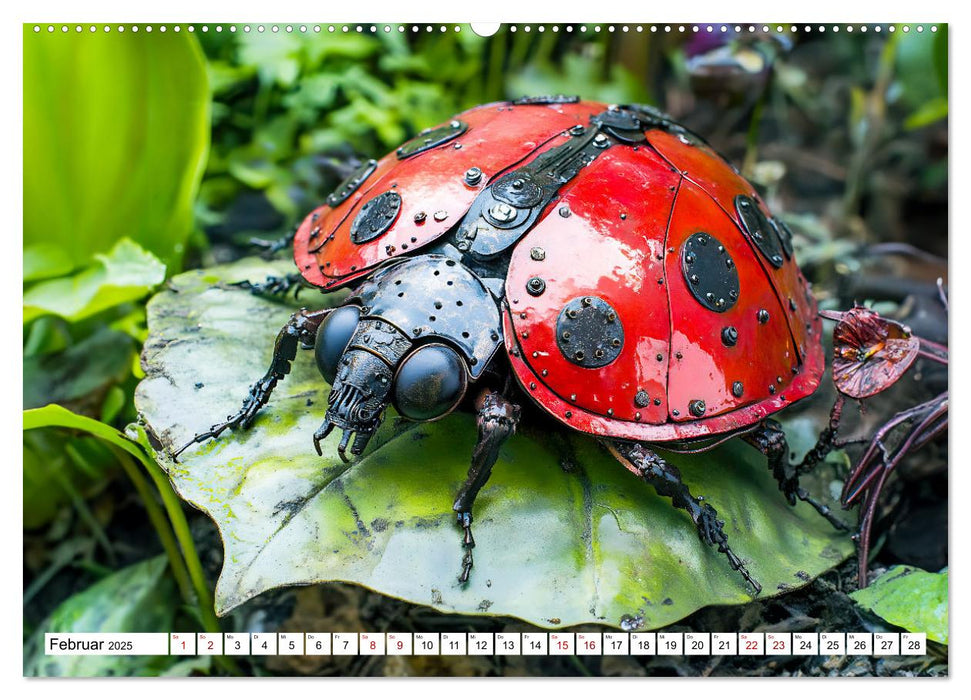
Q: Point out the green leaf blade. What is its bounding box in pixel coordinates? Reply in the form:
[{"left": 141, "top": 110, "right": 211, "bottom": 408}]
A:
[
  {"left": 850, "top": 566, "right": 948, "bottom": 644},
  {"left": 24, "top": 28, "right": 210, "bottom": 269},
  {"left": 24, "top": 556, "right": 178, "bottom": 677},
  {"left": 134, "top": 258, "right": 852, "bottom": 628}
]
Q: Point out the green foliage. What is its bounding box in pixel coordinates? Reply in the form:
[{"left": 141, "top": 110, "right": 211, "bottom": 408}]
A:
[
  {"left": 196, "top": 27, "right": 650, "bottom": 228},
  {"left": 134, "top": 258, "right": 851, "bottom": 627},
  {"left": 24, "top": 556, "right": 179, "bottom": 676},
  {"left": 23, "top": 27, "right": 212, "bottom": 544},
  {"left": 893, "top": 26, "right": 948, "bottom": 130},
  {"left": 850, "top": 566, "right": 948, "bottom": 645},
  {"left": 23, "top": 430, "right": 117, "bottom": 530},
  {"left": 24, "top": 239, "right": 166, "bottom": 325},
  {"left": 23, "top": 27, "right": 209, "bottom": 269},
  {"left": 24, "top": 404, "right": 161, "bottom": 475}
]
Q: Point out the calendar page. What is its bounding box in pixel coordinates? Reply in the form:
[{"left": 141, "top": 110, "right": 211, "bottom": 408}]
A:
[{"left": 22, "top": 13, "right": 949, "bottom": 681}]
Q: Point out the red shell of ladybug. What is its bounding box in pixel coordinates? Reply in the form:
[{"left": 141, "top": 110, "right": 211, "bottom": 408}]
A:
[{"left": 292, "top": 99, "right": 823, "bottom": 443}]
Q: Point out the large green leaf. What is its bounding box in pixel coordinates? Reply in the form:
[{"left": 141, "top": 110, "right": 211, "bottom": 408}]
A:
[
  {"left": 850, "top": 566, "right": 948, "bottom": 645},
  {"left": 23, "top": 327, "right": 134, "bottom": 410},
  {"left": 24, "top": 27, "right": 210, "bottom": 269},
  {"left": 134, "top": 258, "right": 852, "bottom": 628},
  {"left": 23, "top": 239, "right": 166, "bottom": 325},
  {"left": 24, "top": 556, "right": 178, "bottom": 677}
]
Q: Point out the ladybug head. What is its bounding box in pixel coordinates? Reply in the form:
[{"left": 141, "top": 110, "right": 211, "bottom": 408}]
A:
[{"left": 313, "top": 304, "right": 468, "bottom": 461}]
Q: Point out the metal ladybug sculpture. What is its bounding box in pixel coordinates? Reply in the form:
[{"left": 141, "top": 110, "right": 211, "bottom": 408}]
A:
[{"left": 177, "top": 97, "right": 848, "bottom": 594}]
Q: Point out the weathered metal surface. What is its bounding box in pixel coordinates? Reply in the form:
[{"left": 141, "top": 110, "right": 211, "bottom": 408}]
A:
[
  {"left": 555, "top": 296, "right": 625, "bottom": 368},
  {"left": 455, "top": 126, "right": 613, "bottom": 259},
  {"left": 773, "top": 217, "right": 795, "bottom": 259},
  {"left": 327, "top": 159, "right": 378, "bottom": 207},
  {"left": 349, "top": 191, "right": 401, "bottom": 244},
  {"left": 348, "top": 255, "right": 502, "bottom": 378},
  {"left": 664, "top": 182, "right": 817, "bottom": 425},
  {"left": 396, "top": 120, "right": 467, "bottom": 159},
  {"left": 512, "top": 94, "right": 580, "bottom": 105},
  {"left": 392, "top": 344, "right": 468, "bottom": 420},
  {"left": 680, "top": 231, "right": 740, "bottom": 313},
  {"left": 592, "top": 107, "right": 648, "bottom": 144},
  {"left": 505, "top": 145, "right": 678, "bottom": 427},
  {"left": 294, "top": 101, "right": 604, "bottom": 289},
  {"left": 645, "top": 127, "right": 820, "bottom": 365},
  {"left": 291, "top": 98, "right": 824, "bottom": 442},
  {"left": 736, "top": 195, "right": 784, "bottom": 268}
]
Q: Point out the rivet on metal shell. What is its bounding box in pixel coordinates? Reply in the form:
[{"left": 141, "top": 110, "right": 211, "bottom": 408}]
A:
[
  {"left": 634, "top": 390, "right": 650, "bottom": 408},
  {"left": 721, "top": 326, "right": 739, "bottom": 347},
  {"left": 434, "top": 210, "right": 448, "bottom": 222},
  {"left": 732, "top": 381, "right": 744, "bottom": 398},
  {"left": 489, "top": 202, "right": 517, "bottom": 223},
  {"left": 570, "top": 125, "right": 585, "bottom": 136},
  {"left": 414, "top": 211, "right": 427, "bottom": 224},
  {"left": 465, "top": 167, "right": 483, "bottom": 186},
  {"left": 530, "top": 247, "right": 546, "bottom": 261},
  {"left": 559, "top": 206, "right": 571, "bottom": 218},
  {"left": 757, "top": 309, "right": 770, "bottom": 324},
  {"left": 688, "top": 400, "right": 706, "bottom": 417},
  {"left": 526, "top": 277, "right": 546, "bottom": 296},
  {"left": 768, "top": 384, "right": 777, "bottom": 395},
  {"left": 594, "top": 133, "right": 609, "bottom": 148}
]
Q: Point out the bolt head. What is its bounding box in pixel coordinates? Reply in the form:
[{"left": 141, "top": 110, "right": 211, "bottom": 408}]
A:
[
  {"left": 489, "top": 202, "right": 517, "bottom": 223},
  {"left": 464, "top": 167, "right": 482, "bottom": 185},
  {"left": 688, "top": 399, "right": 707, "bottom": 417}
]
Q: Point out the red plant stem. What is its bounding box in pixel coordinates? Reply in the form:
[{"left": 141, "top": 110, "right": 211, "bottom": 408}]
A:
[
  {"left": 918, "top": 336, "right": 949, "bottom": 355},
  {"left": 841, "top": 397, "right": 940, "bottom": 502},
  {"left": 857, "top": 467, "right": 891, "bottom": 587},
  {"left": 843, "top": 397, "right": 947, "bottom": 505},
  {"left": 917, "top": 349, "right": 948, "bottom": 365}
]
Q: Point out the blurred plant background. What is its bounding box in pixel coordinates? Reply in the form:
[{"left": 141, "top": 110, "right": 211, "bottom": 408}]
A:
[{"left": 23, "top": 23, "right": 947, "bottom": 676}]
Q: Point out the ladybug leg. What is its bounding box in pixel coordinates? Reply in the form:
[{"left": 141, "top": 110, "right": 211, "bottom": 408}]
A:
[
  {"left": 231, "top": 272, "right": 308, "bottom": 300},
  {"left": 744, "top": 406, "right": 850, "bottom": 531},
  {"left": 172, "top": 308, "right": 330, "bottom": 460},
  {"left": 608, "top": 440, "right": 762, "bottom": 595},
  {"left": 248, "top": 232, "right": 295, "bottom": 258},
  {"left": 452, "top": 390, "right": 521, "bottom": 584}
]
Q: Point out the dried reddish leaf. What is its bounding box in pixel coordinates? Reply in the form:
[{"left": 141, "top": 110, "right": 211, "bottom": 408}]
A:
[{"left": 828, "top": 307, "right": 919, "bottom": 399}]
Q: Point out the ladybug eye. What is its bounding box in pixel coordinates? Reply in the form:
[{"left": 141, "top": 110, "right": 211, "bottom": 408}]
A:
[
  {"left": 393, "top": 344, "right": 468, "bottom": 421},
  {"left": 315, "top": 305, "right": 361, "bottom": 384}
]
